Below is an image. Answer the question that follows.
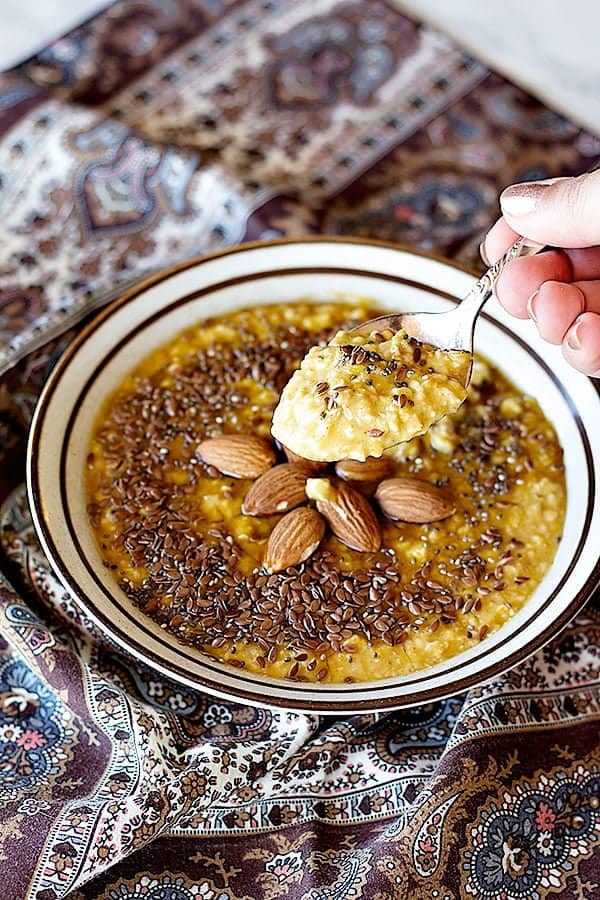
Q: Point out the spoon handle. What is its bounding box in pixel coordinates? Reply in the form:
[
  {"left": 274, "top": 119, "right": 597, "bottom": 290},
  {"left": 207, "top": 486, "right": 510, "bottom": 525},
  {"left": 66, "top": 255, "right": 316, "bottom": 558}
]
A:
[{"left": 458, "top": 236, "right": 545, "bottom": 324}]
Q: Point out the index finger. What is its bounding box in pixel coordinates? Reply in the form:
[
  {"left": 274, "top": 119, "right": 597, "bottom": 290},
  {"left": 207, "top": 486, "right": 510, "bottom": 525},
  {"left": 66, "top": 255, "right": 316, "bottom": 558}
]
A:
[{"left": 481, "top": 218, "right": 520, "bottom": 264}]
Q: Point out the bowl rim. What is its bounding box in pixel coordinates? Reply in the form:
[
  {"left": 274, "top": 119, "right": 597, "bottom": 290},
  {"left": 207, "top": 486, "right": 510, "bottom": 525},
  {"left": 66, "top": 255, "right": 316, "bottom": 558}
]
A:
[{"left": 26, "top": 236, "right": 600, "bottom": 712}]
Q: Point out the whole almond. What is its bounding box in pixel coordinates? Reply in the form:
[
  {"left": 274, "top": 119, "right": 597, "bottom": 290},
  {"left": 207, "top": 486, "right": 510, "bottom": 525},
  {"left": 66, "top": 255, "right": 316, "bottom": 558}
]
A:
[
  {"left": 375, "top": 476, "right": 456, "bottom": 523},
  {"left": 311, "top": 479, "right": 381, "bottom": 552},
  {"left": 335, "top": 456, "right": 393, "bottom": 483},
  {"left": 197, "top": 435, "right": 275, "bottom": 479},
  {"left": 282, "top": 445, "right": 327, "bottom": 473},
  {"left": 264, "top": 507, "right": 326, "bottom": 572},
  {"left": 242, "top": 463, "right": 309, "bottom": 516}
]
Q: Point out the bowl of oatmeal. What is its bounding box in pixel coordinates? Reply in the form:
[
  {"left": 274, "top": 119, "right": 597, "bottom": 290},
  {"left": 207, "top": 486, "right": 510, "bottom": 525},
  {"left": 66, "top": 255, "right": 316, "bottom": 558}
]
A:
[{"left": 26, "top": 239, "right": 600, "bottom": 712}]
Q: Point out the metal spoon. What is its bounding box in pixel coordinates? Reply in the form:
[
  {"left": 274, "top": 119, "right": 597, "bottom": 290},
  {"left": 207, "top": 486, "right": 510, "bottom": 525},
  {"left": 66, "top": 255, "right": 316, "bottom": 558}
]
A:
[{"left": 350, "top": 236, "right": 545, "bottom": 386}]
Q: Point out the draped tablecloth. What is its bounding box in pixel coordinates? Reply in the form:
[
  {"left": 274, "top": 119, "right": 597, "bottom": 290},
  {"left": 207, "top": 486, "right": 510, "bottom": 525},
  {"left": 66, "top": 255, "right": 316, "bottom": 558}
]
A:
[{"left": 0, "top": 3, "right": 598, "bottom": 898}]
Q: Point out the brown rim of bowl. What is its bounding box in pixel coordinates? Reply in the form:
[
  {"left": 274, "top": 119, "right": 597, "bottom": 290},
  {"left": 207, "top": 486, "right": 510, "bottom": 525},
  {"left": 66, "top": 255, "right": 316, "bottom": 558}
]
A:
[{"left": 27, "top": 237, "right": 600, "bottom": 712}]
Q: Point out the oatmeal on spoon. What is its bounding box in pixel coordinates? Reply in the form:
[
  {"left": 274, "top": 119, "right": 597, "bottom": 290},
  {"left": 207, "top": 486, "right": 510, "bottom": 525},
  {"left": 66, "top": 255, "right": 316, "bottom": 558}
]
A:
[{"left": 271, "top": 327, "right": 470, "bottom": 462}]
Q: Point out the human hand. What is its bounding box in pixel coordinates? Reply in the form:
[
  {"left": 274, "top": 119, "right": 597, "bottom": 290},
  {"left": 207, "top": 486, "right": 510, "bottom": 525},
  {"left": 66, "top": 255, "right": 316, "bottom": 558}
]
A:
[{"left": 481, "top": 168, "right": 600, "bottom": 377}]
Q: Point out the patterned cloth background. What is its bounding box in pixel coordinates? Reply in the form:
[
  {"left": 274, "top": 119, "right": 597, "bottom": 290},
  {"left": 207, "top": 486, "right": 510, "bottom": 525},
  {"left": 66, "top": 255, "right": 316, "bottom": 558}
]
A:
[{"left": 0, "top": 2, "right": 598, "bottom": 898}]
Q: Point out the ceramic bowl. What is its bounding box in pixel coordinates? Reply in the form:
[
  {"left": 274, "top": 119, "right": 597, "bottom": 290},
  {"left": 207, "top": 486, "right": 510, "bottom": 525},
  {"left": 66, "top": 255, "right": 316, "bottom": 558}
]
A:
[{"left": 27, "top": 238, "right": 600, "bottom": 713}]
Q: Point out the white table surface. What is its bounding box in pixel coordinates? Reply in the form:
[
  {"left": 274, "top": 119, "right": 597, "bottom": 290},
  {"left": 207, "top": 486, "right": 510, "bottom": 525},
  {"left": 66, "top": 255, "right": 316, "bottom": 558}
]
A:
[
  {"left": 0, "top": 0, "right": 110, "bottom": 70},
  {"left": 1, "top": 0, "right": 599, "bottom": 136},
  {"left": 398, "top": 0, "right": 600, "bottom": 135}
]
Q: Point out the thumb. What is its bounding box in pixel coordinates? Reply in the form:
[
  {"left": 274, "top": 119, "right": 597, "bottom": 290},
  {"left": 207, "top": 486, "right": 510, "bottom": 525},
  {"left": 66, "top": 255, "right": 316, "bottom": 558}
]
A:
[{"left": 500, "top": 169, "right": 600, "bottom": 248}]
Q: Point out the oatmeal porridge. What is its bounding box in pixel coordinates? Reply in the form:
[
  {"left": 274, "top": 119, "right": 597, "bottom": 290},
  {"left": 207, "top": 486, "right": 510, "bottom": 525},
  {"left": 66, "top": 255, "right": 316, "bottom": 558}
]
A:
[{"left": 86, "top": 301, "right": 566, "bottom": 683}]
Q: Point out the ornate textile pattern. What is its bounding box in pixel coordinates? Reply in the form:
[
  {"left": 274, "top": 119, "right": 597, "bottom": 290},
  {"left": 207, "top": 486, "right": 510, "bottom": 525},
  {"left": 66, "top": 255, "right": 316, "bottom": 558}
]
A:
[
  {"left": 0, "top": 1, "right": 598, "bottom": 898},
  {"left": 100, "top": 0, "right": 487, "bottom": 197},
  {"left": 259, "top": 75, "right": 600, "bottom": 266},
  {"left": 0, "top": 74, "right": 261, "bottom": 371},
  {"left": 18, "top": 0, "right": 233, "bottom": 106},
  {"left": 18, "top": 1, "right": 488, "bottom": 199}
]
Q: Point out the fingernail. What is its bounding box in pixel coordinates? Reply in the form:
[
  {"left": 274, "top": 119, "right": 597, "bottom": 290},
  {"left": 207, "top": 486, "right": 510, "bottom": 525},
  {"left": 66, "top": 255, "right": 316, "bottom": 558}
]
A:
[
  {"left": 566, "top": 315, "right": 600, "bottom": 373},
  {"left": 500, "top": 177, "right": 564, "bottom": 217},
  {"left": 527, "top": 290, "right": 539, "bottom": 322},
  {"left": 566, "top": 317, "right": 583, "bottom": 351},
  {"left": 479, "top": 240, "right": 490, "bottom": 267}
]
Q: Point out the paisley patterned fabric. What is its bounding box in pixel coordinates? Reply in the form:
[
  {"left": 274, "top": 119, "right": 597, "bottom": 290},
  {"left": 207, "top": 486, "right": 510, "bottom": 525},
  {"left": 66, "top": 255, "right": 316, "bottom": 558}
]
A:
[{"left": 0, "top": 2, "right": 598, "bottom": 897}]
